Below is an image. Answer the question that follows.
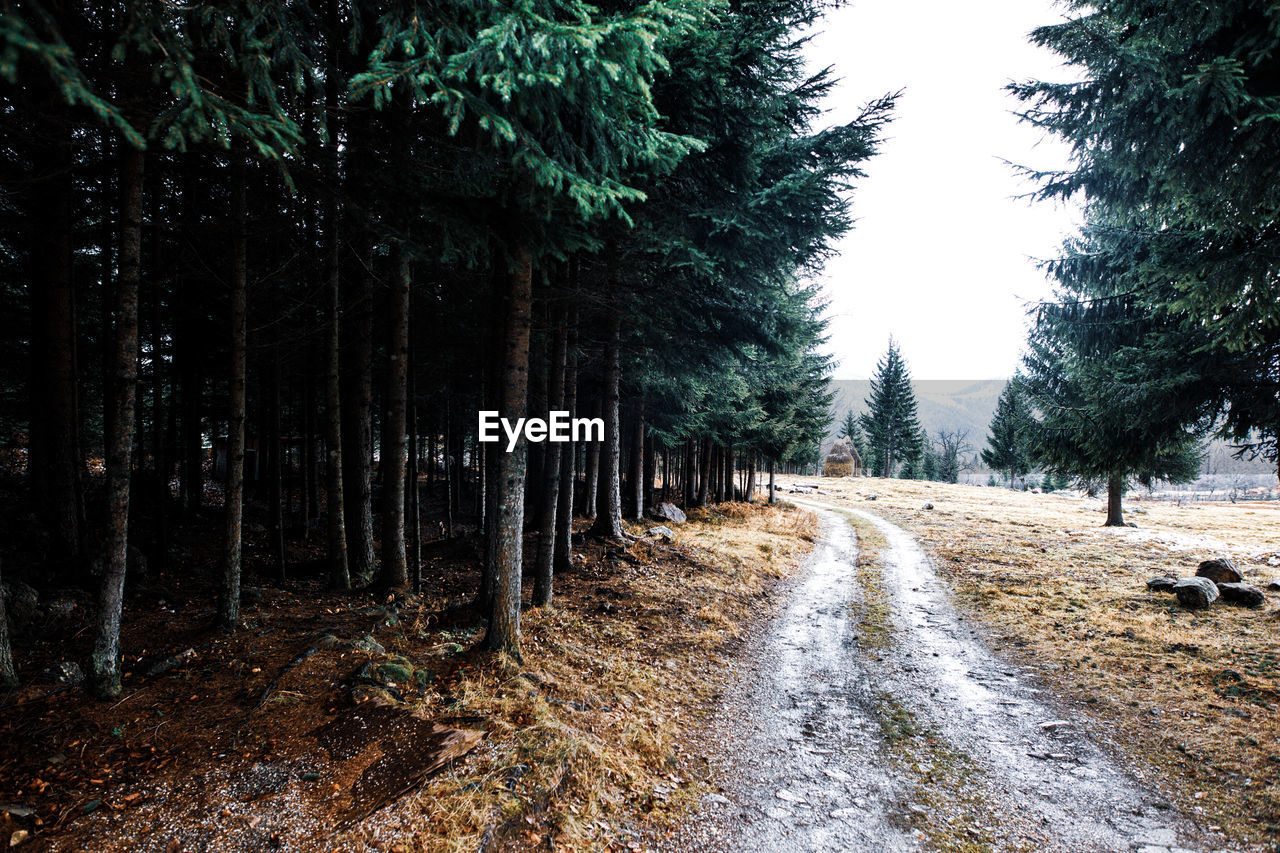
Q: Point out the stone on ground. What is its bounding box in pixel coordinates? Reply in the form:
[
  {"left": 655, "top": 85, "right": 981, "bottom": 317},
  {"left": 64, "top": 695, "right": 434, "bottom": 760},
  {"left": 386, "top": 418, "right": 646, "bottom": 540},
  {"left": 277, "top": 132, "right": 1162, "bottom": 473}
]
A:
[
  {"left": 1145, "top": 577, "right": 1178, "bottom": 593},
  {"left": 1196, "top": 557, "right": 1242, "bottom": 585},
  {"left": 1217, "top": 582, "right": 1266, "bottom": 608},
  {"left": 1172, "top": 577, "right": 1219, "bottom": 609}
]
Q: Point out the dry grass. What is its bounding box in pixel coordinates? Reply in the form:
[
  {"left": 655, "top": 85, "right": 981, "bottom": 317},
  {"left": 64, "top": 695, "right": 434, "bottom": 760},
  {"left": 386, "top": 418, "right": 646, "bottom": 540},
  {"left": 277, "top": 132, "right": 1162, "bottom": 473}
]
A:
[
  {"left": 809, "top": 475, "right": 1280, "bottom": 850},
  {"left": 336, "top": 501, "right": 816, "bottom": 853}
]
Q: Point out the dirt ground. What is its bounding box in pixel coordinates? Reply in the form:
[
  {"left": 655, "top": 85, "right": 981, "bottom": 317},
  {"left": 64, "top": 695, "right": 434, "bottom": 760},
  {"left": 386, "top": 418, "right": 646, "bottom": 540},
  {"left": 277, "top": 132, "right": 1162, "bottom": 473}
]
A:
[
  {"left": 0, "top": 502, "right": 815, "bottom": 852},
  {"left": 801, "top": 476, "right": 1280, "bottom": 851}
]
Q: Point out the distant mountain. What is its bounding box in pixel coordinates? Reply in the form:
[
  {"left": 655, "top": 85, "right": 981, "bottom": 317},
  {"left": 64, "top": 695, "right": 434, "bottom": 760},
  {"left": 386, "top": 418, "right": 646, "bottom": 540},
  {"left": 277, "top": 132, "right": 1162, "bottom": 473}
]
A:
[{"left": 825, "top": 379, "right": 1007, "bottom": 452}]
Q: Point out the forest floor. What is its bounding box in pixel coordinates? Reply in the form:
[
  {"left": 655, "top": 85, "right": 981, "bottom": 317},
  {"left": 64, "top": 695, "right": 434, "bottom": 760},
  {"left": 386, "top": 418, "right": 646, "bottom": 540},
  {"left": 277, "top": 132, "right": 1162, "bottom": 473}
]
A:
[
  {"left": 0, "top": 501, "right": 816, "bottom": 853},
  {"left": 794, "top": 476, "right": 1280, "bottom": 852}
]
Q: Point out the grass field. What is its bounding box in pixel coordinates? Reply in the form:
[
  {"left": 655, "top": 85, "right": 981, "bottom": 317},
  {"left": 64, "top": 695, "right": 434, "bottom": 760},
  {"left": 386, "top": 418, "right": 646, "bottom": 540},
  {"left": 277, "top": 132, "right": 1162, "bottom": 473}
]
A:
[{"left": 804, "top": 475, "right": 1280, "bottom": 851}]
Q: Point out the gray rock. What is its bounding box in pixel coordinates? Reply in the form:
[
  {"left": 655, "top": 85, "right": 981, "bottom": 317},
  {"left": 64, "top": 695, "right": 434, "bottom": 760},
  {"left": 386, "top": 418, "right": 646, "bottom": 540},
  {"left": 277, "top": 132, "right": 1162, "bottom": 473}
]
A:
[
  {"left": 648, "top": 502, "right": 687, "bottom": 524},
  {"left": 1217, "top": 582, "right": 1266, "bottom": 608},
  {"left": 1196, "top": 557, "right": 1242, "bottom": 584},
  {"left": 865, "top": 495, "right": 878, "bottom": 501},
  {"left": 44, "top": 595, "right": 77, "bottom": 617},
  {"left": 1265, "top": 579, "right": 1280, "bottom": 592},
  {"left": 2, "top": 581, "right": 39, "bottom": 627},
  {"left": 47, "top": 660, "right": 84, "bottom": 685},
  {"left": 350, "top": 634, "right": 385, "bottom": 654},
  {"left": 1173, "top": 577, "right": 1219, "bottom": 609},
  {"left": 644, "top": 526, "right": 677, "bottom": 542},
  {"left": 1145, "top": 577, "right": 1178, "bottom": 593},
  {"left": 921, "top": 503, "right": 934, "bottom": 510}
]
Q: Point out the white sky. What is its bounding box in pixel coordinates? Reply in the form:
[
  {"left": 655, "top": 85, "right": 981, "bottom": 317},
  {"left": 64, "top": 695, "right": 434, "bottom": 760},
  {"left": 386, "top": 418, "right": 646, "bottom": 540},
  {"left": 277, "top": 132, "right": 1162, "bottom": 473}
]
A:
[{"left": 805, "top": 0, "right": 1081, "bottom": 380}]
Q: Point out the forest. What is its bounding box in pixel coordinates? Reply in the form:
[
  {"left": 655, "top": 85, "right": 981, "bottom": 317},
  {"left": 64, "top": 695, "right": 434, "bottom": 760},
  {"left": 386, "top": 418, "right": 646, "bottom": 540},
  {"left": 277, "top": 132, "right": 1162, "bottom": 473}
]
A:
[{"left": 0, "top": 0, "right": 896, "bottom": 697}]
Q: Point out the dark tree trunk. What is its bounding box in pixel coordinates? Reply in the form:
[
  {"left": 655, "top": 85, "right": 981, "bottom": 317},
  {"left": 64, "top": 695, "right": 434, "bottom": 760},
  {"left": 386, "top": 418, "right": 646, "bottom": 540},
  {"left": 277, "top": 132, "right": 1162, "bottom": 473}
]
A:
[
  {"left": 218, "top": 158, "right": 248, "bottom": 632},
  {"left": 583, "top": 397, "right": 601, "bottom": 517},
  {"left": 27, "top": 116, "right": 82, "bottom": 568},
  {"left": 407, "top": 311, "right": 421, "bottom": 589},
  {"left": 323, "top": 206, "right": 348, "bottom": 589},
  {"left": 302, "top": 372, "right": 316, "bottom": 539},
  {"left": 485, "top": 248, "right": 533, "bottom": 658},
  {"left": 380, "top": 248, "right": 410, "bottom": 589},
  {"left": 590, "top": 316, "right": 626, "bottom": 540},
  {"left": 268, "top": 355, "right": 286, "bottom": 581},
  {"left": 534, "top": 310, "right": 568, "bottom": 605},
  {"left": 768, "top": 460, "right": 776, "bottom": 504},
  {"left": 90, "top": 147, "right": 143, "bottom": 699},
  {"left": 0, "top": 559, "right": 14, "bottom": 689},
  {"left": 746, "top": 453, "right": 757, "bottom": 502},
  {"left": 697, "top": 438, "right": 711, "bottom": 506},
  {"left": 631, "top": 408, "right": 645, "bottom": 521},
  {"left": 553, "top": 318, "right": 578, "bottom": 574},
  {"left": 1105, "top": 476, "right": 1126, "bottom": 527},
  {"left": 341, "top": 256, "right": 375, "bottom": 585}
]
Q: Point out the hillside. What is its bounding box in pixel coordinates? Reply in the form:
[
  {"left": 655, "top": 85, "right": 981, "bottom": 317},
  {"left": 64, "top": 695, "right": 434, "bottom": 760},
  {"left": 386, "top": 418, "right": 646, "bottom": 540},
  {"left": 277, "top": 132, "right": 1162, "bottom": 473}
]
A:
[{"left": 826, "top": 378, "right": 1007, "bottom": 448}]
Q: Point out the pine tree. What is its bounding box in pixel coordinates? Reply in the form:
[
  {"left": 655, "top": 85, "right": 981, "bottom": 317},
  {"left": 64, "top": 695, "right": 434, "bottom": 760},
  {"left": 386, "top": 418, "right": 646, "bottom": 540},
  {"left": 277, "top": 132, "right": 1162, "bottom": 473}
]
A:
[
  {"left": 859, "top": 339, "right": 922, "bottom": 478},
  {"left": 982, "top": 377, "right": 1033, "bottom": 487}
]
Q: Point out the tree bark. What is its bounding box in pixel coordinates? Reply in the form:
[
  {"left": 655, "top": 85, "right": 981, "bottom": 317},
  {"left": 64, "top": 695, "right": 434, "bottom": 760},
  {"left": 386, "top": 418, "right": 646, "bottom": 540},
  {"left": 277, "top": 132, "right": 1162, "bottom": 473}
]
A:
[
  {"left": 90, "top": 147, "right": 143, "bottom": 699},
  {"left": 0, "top": 559, "right": 14, "bottom": 689},
  {"left": 697, "top": 438, "right": 711, "bottom": 507},
  {"left": 590, "top": 316, "right": 626, "bottom": 540},
  {"left": 268, "top": 354, "right": 286, "bottom": 581},
  {"left": 485, "top": 248, "right": 533, "bottom": 658},
  {"left": 1105, "top": 475, "right": 1126, "bottom": 527},
  {"left": 323, "top": 205, "right": 348, "bottom": 589},
  {"left": 553, "top": 318, "right": 578, "bottom": 574},
  {"left": 583, "top": 397, "right": 601, "bottom": 517},
  {"left": 380, "top": 248, "right": 410, "bottom": 589},
  {"left": 746, "top": 453, "right": 757, "bottom": 502},
  {"left": 341, "top": 256, "right": 375, "bottom": 585},
  {"left": 218, "top": 157, "right": 248, "bottom": 632},
  {"left": 534, "top": 310, "right": 568, "bottom": 605},
  {"left": 631, "top": 408, "right": 645, "bottom": 521},
  {"left": 27, "top": 115, "right": 82, "bottom": 569}
]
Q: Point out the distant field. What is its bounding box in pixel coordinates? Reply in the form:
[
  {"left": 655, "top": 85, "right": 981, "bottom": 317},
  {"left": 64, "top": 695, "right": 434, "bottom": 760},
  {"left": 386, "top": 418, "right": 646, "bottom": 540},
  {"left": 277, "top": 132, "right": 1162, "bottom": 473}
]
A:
[{"left": 808, "top": 476, "right": 1280, "bottom": 851}]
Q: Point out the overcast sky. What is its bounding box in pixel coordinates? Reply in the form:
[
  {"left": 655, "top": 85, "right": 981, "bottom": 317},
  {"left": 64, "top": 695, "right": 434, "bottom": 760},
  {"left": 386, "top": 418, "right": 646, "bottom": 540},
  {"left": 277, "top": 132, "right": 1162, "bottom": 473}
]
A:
[{"left": 804, "top": 0, "right": 1081, "bottom": 380}]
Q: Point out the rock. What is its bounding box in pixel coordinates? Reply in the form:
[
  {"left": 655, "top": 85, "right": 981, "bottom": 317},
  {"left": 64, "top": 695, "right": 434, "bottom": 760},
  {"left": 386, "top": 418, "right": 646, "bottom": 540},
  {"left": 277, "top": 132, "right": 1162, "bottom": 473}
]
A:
[
  {"left": 10, "top": 829, "right": 29, "bottom": 847},
  {"left": 145, "top": 648, "right": 196, "bottom": 677},
  {"left": 702, "top": 793, "right": 730, "bottom": 806},
  {"left": 865, "top": 495, "right": 878, "bottom": 501},
  {"left": 1173, "top": 577, "right": 1219, "bottom": 609},
  {"left": 43, "top": 595, "right": 77, "bottom": 617},
  {"left": 1145, "top": 577, "right": 1178, "bottom": 593},
  {"left": 1265, "top": 579, "right": 1280, "bottom": 592},
  {"left": 350, "top": 635, "right": 385, "bottom": 654},
  {"left": 0, "top": 804, "right": 35, "bottom": 819},
  {"left": 921, "top": 503, "right": 934, "bottom": 510},
  {"left": 1196, "top": 557, "right": 1242, "bottom": 584},
  {"left": 1217, "top": 582, "right": 1266, "bottom": 608},
  {"left": 648, "top": 502, "right": 687, "bottom": 524},
  {"left": 2, "top": 582, "right": 39, "bottom": 628},
  {"left": 644, "top": 526, "right": 677, "bottom": 542},
  {"left": 44, "top": 661, "right": 84, "bottom": 686}
]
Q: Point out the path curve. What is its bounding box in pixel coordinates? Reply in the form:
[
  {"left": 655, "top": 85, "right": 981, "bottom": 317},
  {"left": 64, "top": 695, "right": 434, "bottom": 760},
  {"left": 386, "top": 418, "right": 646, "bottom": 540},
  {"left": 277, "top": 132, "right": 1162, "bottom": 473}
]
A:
[{"left": 663, "top": 501, "right": 1229, "bottom": 853}]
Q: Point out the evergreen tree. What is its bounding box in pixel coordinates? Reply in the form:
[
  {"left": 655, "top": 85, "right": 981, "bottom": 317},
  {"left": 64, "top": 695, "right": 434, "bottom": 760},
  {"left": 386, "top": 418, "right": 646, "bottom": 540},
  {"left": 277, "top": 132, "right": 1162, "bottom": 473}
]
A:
[
  {"left": 981, "top": 377, "right": 1033, "bottom": 487},
  {"left": 859, "top": 338, "right": 922, "bottom": 478}
]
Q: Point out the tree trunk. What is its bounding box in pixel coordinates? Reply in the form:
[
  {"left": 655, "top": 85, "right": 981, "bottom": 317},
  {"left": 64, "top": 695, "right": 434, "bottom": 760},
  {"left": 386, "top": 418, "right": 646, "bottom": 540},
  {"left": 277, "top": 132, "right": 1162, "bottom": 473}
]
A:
[
  {"left": 768, "top": 460, "right": 776, "bottom": 504},
  {"left": 218, "top": 157, "right": 248, "bottom": 632},
  {"left": 407, "top": 313, "right": 421, "bottom": 589},
  {"left": 379, "top": 249, "right": 410, "bottom": 589},
  {"left": 485, "top": 248, "right": 533, "bottom": 658},
  {"left": 534, "top": 310, "right": 568, "bottom": 605},
  {"left": 590, "top": 316, "right": 626, "bottom": 540},
  {"left": 631, "top": 409, "right": 645, "bottom": 521},
  {"left": 583, "top": 397, "right": 601, "bottom": 517},
  {"left": 90, "top": 147, "right": 143, "bottom": 699},
  {"left": 1105, "top": 475, "right": 1126, "bottom": 527},
  {"left": 268, "top": 355, "right": 286, "bottom": 581},
  {"left": 0, "top": 559, "right": 15, "bottom": 689},
  {"left": 27, "top": 116, "right": 82, "bottom": 569},
  {"left": 341, "top": 257, "right": 375, "bottom": 585},
  {"left": 554, "top": 318, "right": 578, "bottom": 574},
  {"left": 697, "top": 438, "right": 711, "bottom": 506},
  {"left": 746, "top": 453, "right": 757, "bottom": 503},
  {"left": 323, "top": 205, "right": 348, "bottom": 589}
]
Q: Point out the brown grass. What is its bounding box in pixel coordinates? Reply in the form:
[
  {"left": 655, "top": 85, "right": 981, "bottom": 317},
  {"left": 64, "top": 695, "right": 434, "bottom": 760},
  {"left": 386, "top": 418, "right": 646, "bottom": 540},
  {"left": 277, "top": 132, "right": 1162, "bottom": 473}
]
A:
[
  {"left": 811, "top": 476, "right": 1280, "bottom": 849},
  {"left": 335, "top": 501, "right": 817, "bottom": 853}
]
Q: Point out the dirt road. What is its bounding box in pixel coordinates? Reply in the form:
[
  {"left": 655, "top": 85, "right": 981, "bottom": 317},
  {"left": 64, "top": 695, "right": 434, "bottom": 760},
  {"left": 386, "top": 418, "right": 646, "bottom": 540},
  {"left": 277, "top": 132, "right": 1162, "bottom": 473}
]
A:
[{"left": 664, "top": 502, "right": 1235, "bottom": 853}]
